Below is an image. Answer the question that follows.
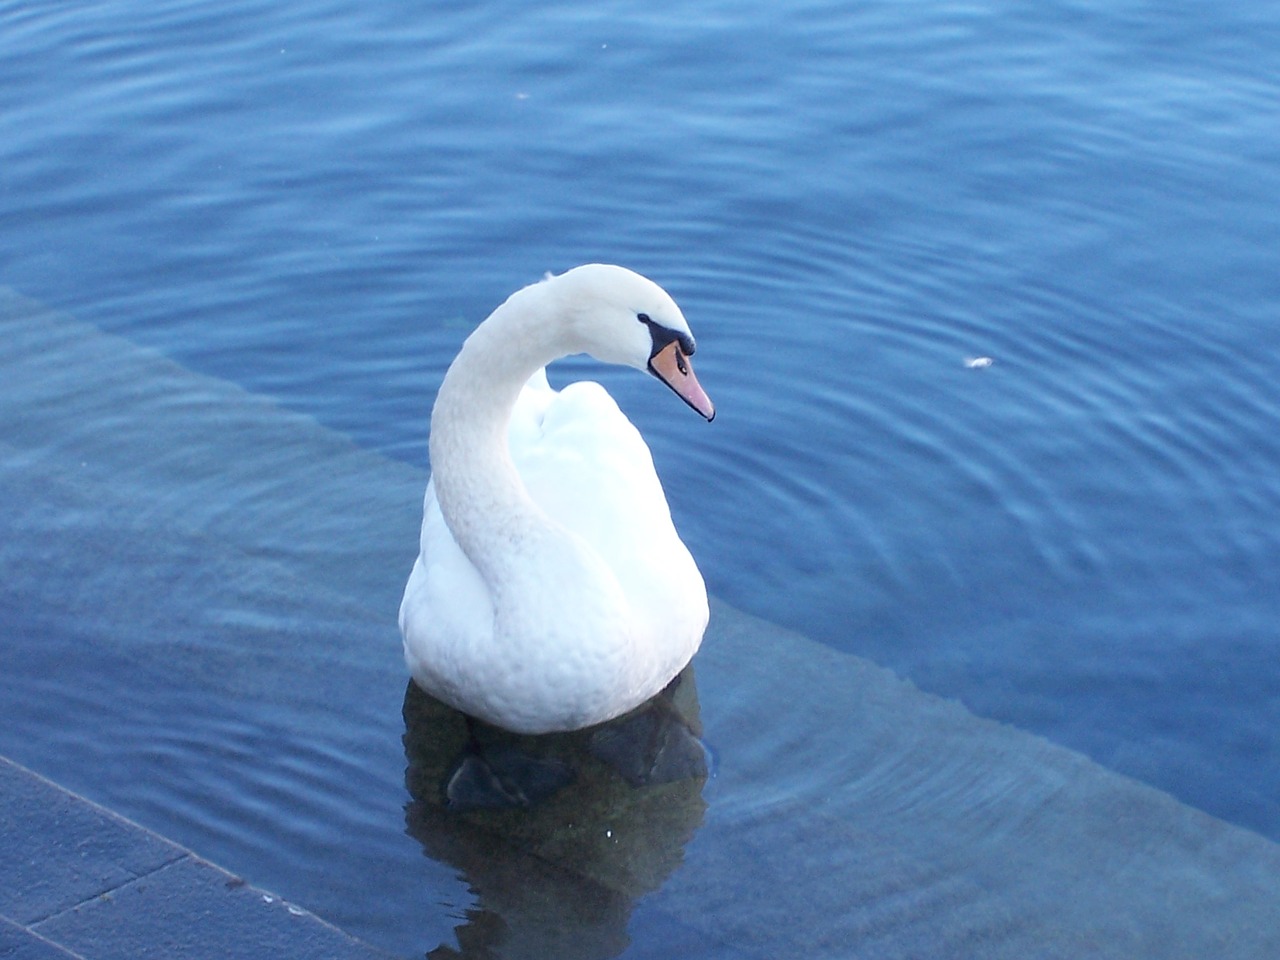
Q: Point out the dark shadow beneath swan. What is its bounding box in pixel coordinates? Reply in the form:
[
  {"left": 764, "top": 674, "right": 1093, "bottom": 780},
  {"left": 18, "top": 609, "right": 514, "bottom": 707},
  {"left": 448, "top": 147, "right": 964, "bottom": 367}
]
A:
[
  {"left": 434, "top": 670, "right": 710, "bottom": 812},
  {"left": 445, "top": 734, "right": 577, "bottom": 811},
  {"left": 402, "top": 668, "right": 709, "bottom": 960},
  {"left": 585, "top": 677, "right": 711, "bottom": 789}
]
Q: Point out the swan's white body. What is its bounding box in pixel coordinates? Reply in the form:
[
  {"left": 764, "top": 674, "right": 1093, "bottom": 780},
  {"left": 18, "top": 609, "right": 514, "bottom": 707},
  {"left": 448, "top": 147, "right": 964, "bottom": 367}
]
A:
[{"left": 399, "top": 265, "right": 713, "bottom": 734}]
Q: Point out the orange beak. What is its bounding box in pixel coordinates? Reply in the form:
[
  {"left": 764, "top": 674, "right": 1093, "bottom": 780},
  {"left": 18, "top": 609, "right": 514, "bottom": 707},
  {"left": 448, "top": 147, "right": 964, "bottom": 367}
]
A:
[{"left": 648, "top": 340, "right": 715, "bottom": 421}]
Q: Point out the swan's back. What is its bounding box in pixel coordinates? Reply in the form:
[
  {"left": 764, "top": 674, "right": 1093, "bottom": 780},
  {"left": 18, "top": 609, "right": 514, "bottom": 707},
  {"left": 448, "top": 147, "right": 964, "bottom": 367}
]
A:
[{"left": 400, "top": 372, "right": 707, "bottom": 731}]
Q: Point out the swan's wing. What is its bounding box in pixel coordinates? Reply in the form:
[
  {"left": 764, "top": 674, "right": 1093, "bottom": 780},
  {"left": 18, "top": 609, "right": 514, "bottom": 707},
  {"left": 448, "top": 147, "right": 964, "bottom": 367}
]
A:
[
  {"left": 402, "top": 372, "right": 706, "bottom": 696},
  {"left": 512, "top": 379, "right": 706, "bottom": 633},
  {"left": 515, "top": 380, "right": 671, "bottom": 549}
]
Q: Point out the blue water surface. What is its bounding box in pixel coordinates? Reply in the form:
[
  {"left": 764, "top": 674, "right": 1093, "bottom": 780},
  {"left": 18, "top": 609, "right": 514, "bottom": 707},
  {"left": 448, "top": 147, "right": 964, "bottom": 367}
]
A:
[{"left": 3, "top": 0, "right": 1279, "bottom": 953}]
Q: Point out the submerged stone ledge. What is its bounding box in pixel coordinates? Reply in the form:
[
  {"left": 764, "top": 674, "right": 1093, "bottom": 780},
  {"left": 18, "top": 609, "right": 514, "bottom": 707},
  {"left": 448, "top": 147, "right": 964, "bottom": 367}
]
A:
[
  {"left": 2, "top": 286, "right": 1278, "bottom": 959},
  {"left": 0, "top": 756, "right": 392, "bottom": 960}
]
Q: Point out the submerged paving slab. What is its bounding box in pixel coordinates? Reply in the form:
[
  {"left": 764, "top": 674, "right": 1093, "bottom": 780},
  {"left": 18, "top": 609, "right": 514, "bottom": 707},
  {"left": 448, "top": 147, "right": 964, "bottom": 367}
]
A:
[
  {"left": 0, "top": 918, "right": 83, "bottom": 960},
  {"left": 0, "top": 757, "right": 181, "bottom": 926},
  {"left": 3, "top": 286, "right": 1280, "bottom": 958},
  {"left": 0, "top": 758, "right": 390, "bottom": 960},
  {"left": 33, "top": 857, "right": 386, "bottom": 960},
  {"left": 652, "top": 602, "right": 1280, "bottom": 959}
]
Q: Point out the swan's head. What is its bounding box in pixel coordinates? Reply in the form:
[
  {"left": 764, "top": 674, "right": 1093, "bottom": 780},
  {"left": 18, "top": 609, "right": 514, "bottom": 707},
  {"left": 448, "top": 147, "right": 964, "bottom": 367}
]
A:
[{"left": 548, "top": 264, "right": 715, "bottom": 421}]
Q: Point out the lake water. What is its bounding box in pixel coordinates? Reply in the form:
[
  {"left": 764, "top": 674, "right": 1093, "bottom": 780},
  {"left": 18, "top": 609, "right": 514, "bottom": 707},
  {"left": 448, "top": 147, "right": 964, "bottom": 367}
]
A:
[{"left": 2, "top": 1, "right": 1279, "bottom": 956}]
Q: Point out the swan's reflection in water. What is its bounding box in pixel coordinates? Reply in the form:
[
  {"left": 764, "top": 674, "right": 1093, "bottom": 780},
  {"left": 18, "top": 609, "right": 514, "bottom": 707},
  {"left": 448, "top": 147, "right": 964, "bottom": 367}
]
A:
[{"left": 402, "top": 668, "right": 708, "bottom": 960}]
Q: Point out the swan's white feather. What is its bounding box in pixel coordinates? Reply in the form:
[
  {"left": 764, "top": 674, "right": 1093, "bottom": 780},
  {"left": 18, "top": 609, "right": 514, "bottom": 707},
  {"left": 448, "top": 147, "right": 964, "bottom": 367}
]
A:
[{"left": 399, "top": 266, "right": 710, "bottom": 733}]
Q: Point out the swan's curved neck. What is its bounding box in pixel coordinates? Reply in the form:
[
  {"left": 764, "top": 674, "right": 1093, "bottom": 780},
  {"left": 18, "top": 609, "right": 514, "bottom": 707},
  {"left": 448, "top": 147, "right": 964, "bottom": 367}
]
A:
[{"left": 428, "top": 288, "right": 568, "bottom": 586}]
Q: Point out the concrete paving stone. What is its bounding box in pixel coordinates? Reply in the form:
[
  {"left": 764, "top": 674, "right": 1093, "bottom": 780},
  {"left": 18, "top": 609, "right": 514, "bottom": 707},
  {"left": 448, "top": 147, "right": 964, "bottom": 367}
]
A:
[
  {"left": 32, "top": 857, "right": 388, "bottom": 960},
  {"left": 0, "top": 757, "right": 390, "bottom": 960},
  {"left": 0, "top": 758, "right": 183, "bottom": 926},
  {"left": 0, "top": 918, "right": 85, "bottom": 960}
]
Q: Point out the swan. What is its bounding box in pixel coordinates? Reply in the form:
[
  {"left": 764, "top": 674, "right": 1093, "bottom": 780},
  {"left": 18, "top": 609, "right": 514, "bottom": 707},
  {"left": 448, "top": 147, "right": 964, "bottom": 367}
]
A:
[{"left": 399, "top": 264, "right": 715, "bottom": 735}]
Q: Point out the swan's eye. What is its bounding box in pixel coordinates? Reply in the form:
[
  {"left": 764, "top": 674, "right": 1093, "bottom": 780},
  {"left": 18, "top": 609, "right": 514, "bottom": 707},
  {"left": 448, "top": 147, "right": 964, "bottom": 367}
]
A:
[{"left": 637, "top": 313, "right": 651, "bottom": 324}]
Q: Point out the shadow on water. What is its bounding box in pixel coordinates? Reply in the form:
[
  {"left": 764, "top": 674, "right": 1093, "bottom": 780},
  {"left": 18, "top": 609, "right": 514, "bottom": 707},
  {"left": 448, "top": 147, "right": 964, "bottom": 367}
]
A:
[{"left": 401, "top": 672, "right": 707, "bottom": 960}]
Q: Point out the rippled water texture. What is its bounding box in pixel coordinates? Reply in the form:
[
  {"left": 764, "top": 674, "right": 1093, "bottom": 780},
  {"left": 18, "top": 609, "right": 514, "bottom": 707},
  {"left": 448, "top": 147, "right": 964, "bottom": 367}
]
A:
[
  {"left": 5, "top": 289, "right": 1278, "bottom": 960},
  {"left": 2, "top": 0, "right": 1279, "bottom": 956}
]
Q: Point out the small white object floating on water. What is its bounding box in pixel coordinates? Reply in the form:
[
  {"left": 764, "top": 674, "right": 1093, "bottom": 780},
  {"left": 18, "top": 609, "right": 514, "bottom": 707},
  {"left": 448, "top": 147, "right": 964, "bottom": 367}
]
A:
[{"left": 964, "top": 356, "right": 994, "bottom": 369}]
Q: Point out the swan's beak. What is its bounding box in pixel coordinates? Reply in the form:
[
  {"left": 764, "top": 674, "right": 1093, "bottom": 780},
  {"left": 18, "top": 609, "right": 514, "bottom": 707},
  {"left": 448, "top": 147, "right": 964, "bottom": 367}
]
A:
[{"left": 649, "top": 340, "right": 715, "bottom": 421}]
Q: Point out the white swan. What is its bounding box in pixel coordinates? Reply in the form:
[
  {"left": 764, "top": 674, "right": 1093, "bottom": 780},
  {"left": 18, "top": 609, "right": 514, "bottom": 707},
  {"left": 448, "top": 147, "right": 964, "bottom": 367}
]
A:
[{"left": 399, "top": 264, "right": 715, "bottom": 734}]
